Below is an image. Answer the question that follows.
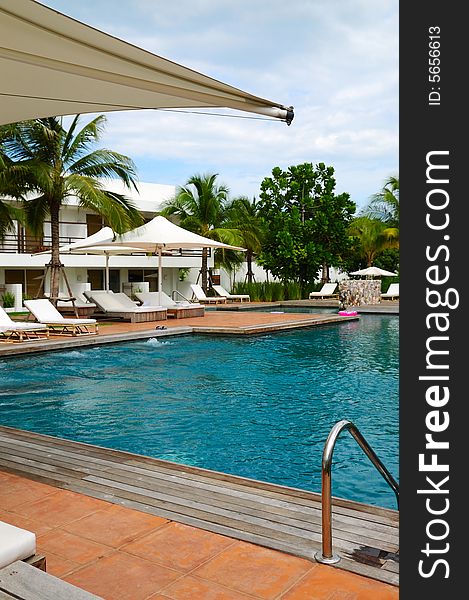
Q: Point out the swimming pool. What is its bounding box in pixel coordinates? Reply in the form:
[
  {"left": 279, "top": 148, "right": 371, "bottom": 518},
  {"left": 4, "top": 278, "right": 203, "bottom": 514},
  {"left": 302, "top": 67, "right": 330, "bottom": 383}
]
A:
[{"left": 0, "top": 315, "right": 399, "bottom": 508}]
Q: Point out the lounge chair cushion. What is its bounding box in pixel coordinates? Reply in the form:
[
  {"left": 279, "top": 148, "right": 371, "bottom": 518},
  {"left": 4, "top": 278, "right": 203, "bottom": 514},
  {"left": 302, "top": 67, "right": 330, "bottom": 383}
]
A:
[
  {"left": 212, "top": 285, "right": 250, "bottom": 301},
  {"left": 136, "top": 291, "right": 202, "bottom": 308},
  {"left": 381, "top": 283, "right": 399, "bottom": 298},
  {"left": 309, "top": 283, "right": 338, "bottom": 298},
  {"left": 0, "top": 521, "right": 36, "bottom": 569},
  {"left": 190, "top": 284, "right": 226, "bottom": 303},
  {"left": 24, "top": 299, "right": 97, "bottom": 324},
  {"left": 87, "top": 292, "right": 165, "bottom": 313}
]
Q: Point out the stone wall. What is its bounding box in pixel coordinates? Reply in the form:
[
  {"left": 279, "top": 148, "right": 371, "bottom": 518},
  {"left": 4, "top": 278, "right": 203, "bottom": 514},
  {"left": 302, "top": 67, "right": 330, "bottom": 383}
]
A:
[{"left": 338, "top": 280, "right": 381, "bottom": 307}]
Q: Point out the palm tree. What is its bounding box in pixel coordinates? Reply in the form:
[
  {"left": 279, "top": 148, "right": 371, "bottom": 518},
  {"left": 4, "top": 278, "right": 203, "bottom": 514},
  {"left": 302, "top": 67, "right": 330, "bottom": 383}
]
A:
[
  {"left": 364, "top": 175, "right": 399, "bottom": 227},
  {"left": 0, "top": 115, "right": 143, "bottom": 300},
  {"left": 348, "top": 216, "right": 399, "bottom": 267},
  {"left": 0, "top": 200, "right": 19, "bottom": 241},
  {"left": 160, "top": 173, "right": 241, "bottom": 292},
  {"left": 224, "top": 196, "right": 264, "bottom": 284},
  {"left": 0, "top": 126, "right": 27, "bottom": 240}
]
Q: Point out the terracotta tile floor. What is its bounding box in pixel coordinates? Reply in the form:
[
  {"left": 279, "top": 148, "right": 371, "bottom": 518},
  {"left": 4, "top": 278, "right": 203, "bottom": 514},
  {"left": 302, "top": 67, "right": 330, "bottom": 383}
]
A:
[
  {"left": 0, "top": 470, "right": 398, "bottom": 599},
  {"left": 95, "top": 308, "right": 334, "bottom": 335}
]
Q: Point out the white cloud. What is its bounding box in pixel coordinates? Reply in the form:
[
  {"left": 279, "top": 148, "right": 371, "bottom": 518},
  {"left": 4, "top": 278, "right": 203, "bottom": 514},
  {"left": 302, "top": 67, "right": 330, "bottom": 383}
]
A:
[{"left": 41, "top": 0, "right": 398, "bottom": 210}]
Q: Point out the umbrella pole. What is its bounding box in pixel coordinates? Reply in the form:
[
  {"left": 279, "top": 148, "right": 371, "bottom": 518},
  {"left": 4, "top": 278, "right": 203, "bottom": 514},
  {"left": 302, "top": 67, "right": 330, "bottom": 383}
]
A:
[
  {"left": 158, "top": 248, "right": 162, "bottom": 305},
  {"left": 105, "top": 254, "right": 110, "bottom": 292}
]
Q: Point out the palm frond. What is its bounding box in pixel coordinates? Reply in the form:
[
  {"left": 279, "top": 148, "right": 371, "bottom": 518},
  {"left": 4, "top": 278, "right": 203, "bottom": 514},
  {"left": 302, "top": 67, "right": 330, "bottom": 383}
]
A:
[
  {"left": 23, "top": 195, "right": 50, "bottom": 237},
  {"left": 68, "top": 150, "right": 138, "bottom": 190},
  {"left": 0, "top": 200, "right": 20, "bottom": 239},
  {"left": 65, "top": 174, "right": 142, "bottom": 233},
  {"left": 62, "top": 115, "right": 107, "bottom": 163}
]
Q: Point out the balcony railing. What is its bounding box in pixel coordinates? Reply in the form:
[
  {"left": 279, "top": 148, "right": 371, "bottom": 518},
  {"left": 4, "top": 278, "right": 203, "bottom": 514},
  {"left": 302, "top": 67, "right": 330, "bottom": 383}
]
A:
[
  {"left": 0, "top": 233, "right": 208, "bottom": 258},
  {"left": 0, "top": 234, "right": 76, "bottom": 254}
]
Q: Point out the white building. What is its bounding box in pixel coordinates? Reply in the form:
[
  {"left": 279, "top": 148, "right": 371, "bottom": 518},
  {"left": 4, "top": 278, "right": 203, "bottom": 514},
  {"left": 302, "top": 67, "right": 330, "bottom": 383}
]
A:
[
  {"left": 1, "top": 180, "right": 345, "bottom": 310},
  {"left": 0, "top": 180, "right": 223, "bottom": 309}
]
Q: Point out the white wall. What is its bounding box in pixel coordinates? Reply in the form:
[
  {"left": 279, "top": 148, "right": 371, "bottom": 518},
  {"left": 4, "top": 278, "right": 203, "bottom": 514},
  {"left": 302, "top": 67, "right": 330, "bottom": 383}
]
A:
[{"left": 219, "top": 263, "right": 349, "bottom": 290}]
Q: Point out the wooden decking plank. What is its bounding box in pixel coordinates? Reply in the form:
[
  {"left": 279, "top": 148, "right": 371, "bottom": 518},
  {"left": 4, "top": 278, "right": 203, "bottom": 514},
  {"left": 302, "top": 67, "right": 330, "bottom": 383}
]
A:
[
  {"left": 0, "top": 425, "right": 398, "bottom": 529},
  {"left": 0, "top": 460, "right": 104, "bottom": 496},
  {"left": 0, "top": 426, "right": 396, "bottom": 517},
  {"left": 383, "top": 560, "right": 400, "bottom": 574},
  {"left": 0, "top": 434, "right": 398, "bottom": 548},
  {"left": 332, "top": 557, "right": 399, "bottom": 587},
  {"left": 0, "top": 434, "right": 397, "bottom": 550},
  {"left": 0, "top": 453, "right": 88, "bottom": 479},
  {"left": 0, "top": 440, "right": 399, "bottom": 553},
  {"left": 0, "top": 427, "right": 398, "bottom": 527}
]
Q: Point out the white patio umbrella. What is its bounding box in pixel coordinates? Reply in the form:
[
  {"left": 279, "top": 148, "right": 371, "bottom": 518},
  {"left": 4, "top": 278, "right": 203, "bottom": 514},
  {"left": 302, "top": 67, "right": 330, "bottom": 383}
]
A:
[
  {"left": 39, "top": 227, "right": 146, "bottom": 292},
  {"left": 88, "top": 215, "right": 246, "bottom": 304},
  {"left": 350, "top": 266, "right": 397, "bottom": 278}
]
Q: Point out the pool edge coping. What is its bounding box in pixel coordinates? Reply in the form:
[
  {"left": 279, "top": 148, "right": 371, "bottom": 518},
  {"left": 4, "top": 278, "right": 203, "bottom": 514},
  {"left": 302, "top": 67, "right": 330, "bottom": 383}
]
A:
[{"left": 0, "top": 314, "right": 359, "bottom": 357}]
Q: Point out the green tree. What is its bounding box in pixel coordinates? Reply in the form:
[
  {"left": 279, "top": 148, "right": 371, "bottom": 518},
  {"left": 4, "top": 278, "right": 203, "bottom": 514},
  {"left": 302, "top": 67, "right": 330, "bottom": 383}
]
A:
[
  {"left": 364, "top": 175, "right": 399, "bottom": 227},
  {"left": 257, "top": 162, "right": 355, "bottom": 288},
  {"left": 0, "top": 115, "right": 143, "bottom": 300},
  {"left": 0, "top": 199, "right": 19, "bottom": 240},
  {"left": 224, "top": 196, "right": 264, "bottom": 284},
  {"left": 0, "top": 125, "right": 27, "bottom": 240},
  {"left": 160, "top": 173, "right": 242, "bottom": 292},
  {"left": 348, "top": 216, "right": 399, "bottom": 267}
]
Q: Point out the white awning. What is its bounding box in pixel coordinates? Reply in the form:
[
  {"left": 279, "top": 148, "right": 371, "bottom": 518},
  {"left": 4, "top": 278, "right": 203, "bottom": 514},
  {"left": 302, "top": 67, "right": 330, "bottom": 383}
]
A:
[{"left": 0, "top": 0, "right": 294, "bottom": 126}]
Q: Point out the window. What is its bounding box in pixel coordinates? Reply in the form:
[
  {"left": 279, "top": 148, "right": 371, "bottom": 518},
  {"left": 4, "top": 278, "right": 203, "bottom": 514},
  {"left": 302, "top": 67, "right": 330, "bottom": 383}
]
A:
[
  {"left": 5, "top": 269, "right": 45, "bottom": 298},
  {"left": 87, "top": 269, "right": 120, "bottom": 292},
  {"left": 128, "top": 269, "right": 158, "bottom": 292},
  {"left": 87, "top": 269, "right": 103, "bottom": 291},
  {"left": 86, "top": 214, "right": 104, "bottom": 236}
]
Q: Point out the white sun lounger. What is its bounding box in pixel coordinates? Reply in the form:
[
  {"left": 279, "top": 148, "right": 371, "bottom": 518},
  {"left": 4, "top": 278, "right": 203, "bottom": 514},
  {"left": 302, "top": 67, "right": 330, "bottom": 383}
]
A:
[
  {"left": 308, "top": 283, "right": 338, "bottom": 299},
  {"left": 56, "top": 292, "right": 97, "bottom": 317},
  {"left": 381, "top": 283, "right": 399, "bottom": 299},
  {"left": 0, "top": 305, "right": 49, "bottom": 342},
  {"left": 24, "top": 299, "right": 98, "bottom": 336},
  {"left": 0, "top": 521, "right": 37, "bottom": 570},
  {"left": 212, "top": 285, "right": 250, "bottom": 303},
  {"left": 136, "top": 291, "right": 204, "bottom": 319},
  {"left": 190, "top": 283, "right": 226, "bottom": 304},
  {"left": 84, "top": 291, "right": 167, "bottom": 322}
]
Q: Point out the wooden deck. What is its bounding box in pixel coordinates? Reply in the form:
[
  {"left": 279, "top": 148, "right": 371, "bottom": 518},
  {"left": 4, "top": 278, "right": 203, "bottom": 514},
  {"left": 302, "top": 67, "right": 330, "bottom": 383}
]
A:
[{"left": 0, "top": 426, "right": 399, "bottom": 586}]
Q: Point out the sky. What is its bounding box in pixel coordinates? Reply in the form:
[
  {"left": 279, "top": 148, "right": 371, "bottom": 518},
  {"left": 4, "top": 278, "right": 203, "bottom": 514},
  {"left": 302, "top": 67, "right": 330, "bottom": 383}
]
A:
[{"left": 40, "top": 0, "right": 398, "bottom": 212}]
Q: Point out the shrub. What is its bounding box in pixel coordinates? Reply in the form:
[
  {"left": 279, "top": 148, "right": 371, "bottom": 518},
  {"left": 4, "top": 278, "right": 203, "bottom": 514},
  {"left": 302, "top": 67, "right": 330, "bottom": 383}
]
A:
[
  {"left": 233, "top": 280, "right": 307, "bottom": 302},
  {"left": 1, "top": 291, "right": 15, "bottom": 308}
]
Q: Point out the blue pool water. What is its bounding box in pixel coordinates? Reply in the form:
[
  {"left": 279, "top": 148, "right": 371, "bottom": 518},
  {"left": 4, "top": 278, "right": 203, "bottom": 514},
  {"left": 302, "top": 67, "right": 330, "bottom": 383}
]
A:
[{"left": 0, "top": 315, "right": 399, "bottom": 508}]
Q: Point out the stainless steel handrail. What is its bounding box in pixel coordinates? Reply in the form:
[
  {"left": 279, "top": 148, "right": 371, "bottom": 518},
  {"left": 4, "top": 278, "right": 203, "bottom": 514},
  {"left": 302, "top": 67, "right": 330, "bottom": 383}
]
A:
[
  {"left": 171, "top": 289, "right": 192, "bottom": 303},
  {"left": 315, "top": 419, "right": 399, "bottom": 564}
]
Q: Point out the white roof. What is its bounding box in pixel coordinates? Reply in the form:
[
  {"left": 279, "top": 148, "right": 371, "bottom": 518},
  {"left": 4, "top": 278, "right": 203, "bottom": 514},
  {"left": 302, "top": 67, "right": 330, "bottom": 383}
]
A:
[
  {"left": 102, "top": 180, "right": 176, "bottom": 214},
  {"left": 0, "top": 0, "right": 293, "bottom": 126}
]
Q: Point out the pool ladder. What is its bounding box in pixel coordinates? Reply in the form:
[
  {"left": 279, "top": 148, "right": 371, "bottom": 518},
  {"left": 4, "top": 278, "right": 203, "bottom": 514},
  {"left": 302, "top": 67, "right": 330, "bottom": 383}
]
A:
[{"left": 315, "top": 419, "right": 399, "bottom": 564}]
